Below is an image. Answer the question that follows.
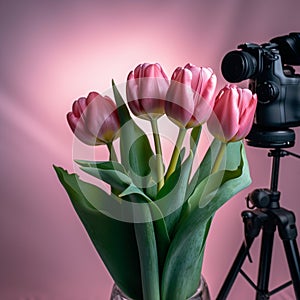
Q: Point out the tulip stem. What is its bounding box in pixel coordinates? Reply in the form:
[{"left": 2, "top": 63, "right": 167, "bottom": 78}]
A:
[
  {"left": 107, "top": 142, "right": 118, "bottom": 162},
  {"left": 150, "top": 118, "right": 164, "bottom": 191},
  {"left": 211, "top": 142, "right": 227, "bottom": 174},
  {"left": 165, "top": 127, "right": 187, "bottom": 180}
]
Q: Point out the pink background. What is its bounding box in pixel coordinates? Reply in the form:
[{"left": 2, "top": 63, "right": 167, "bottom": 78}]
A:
[{"left": 1, "top": 0, "right": 300, "bottom": 299}]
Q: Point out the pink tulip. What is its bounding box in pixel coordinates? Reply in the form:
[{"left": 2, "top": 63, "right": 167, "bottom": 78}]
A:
[
  {"left": 67, "top": 92, "right": 120, "bottom": 145},
  {"left": 207, "top": 84, "right": 257, "bottom": 143},
  {"left": 126, "top": 63, "right": 169, "bottom": 120},
  {"left": 165, "top": 63, "right": 217, "bottom": 128}
]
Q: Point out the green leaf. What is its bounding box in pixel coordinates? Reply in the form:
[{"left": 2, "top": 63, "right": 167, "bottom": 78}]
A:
[
  {"left": 155, "top": 151, "right": 194, "bottom": 238},
  {"left": 82, "top": 167, "right": 131, "bottom": 189},
  {"left": 128, "top": 194, "right": 160, "bottom": 300},
  {"left": 162, "top": 225, "right": 208, "bottom": 300},
  {"left": 161, "top": 142, "right": 252, "bottom": 299},
  {"left": 75, "top": 160, "right": 127, "bottom": 173},
  {"left": 112, "top": 79, "right": 132, "bottom": 125},
  {"left": 190, "top": 125, "right": 202, "bottom": 155},
  {"left": 121, "top": 187, "right": 171, "bottom": 278},
  {"left": 186, "top": 138, "right": 220, "bottom": 201},
  {"left": 134, "top": 220, "right": 160, "bottom": 300},
  {"left": 53, "top": 166, "right": 143, "bottom": 299},
  {"left": 78, "top": 161, "right": 132, "bottom": 193},
  {"left": 76, "top": 155, "right": 170, "bottom": 289},
  {"left": 112, "top": 81, "right": 157, "bottom": 196}
]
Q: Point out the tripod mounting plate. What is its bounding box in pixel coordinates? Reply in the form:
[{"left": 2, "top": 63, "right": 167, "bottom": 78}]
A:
[{"left": 246, "top": 125, "right": 295, "bottom": 148}]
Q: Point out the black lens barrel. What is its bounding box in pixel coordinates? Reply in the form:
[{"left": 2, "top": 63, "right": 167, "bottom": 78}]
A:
[{"left": 221, "top": 50, "right": 257, "bottom": 82}]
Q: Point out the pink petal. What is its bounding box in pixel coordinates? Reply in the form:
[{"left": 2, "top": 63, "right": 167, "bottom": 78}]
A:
[
  {"left": 72, "top": 97, "right": 87, "bottom": 117},
  {"left": 165, "top": 69, "right": 194, "bottom": 127},
  {"left": 212, "top": 88, "right": 240, "bottom": 141},
  {"left": 85, "top": 95, "right": 118, "bottom": 139},
  {"left": 66, "top": 112, "right": 77, "bottom": 132}
]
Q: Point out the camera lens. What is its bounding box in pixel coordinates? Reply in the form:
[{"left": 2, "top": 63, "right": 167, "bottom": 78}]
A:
[{"left": 221, "top": 50, "right": 257, "bottom": 82}]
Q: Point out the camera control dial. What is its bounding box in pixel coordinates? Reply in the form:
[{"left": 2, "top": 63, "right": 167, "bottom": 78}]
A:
[{"left": 256, "top": 81, "right": 279, "bottom": 103}]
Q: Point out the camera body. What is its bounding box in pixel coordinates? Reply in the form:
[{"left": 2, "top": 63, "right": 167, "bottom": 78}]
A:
[{"left": 221, "top": 33, "right": 300, "bottom": 129}]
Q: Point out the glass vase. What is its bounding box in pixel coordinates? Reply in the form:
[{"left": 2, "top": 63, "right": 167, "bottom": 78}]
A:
[{"left": 110, "top": 276, "right": 210, "bottom": 300}]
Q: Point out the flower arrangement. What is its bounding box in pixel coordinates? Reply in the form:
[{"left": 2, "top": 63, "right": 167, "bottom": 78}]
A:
[{"left": 54, "top": 62, "right": 257, "bottom": 300}]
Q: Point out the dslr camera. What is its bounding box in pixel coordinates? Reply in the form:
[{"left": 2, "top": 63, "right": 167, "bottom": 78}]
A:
[{"left": 221, "top": 32, "right": 300, "bottom": 130}]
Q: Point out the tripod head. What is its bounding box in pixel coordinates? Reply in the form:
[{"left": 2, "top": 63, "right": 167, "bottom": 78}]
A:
[
  {"left": 246, "top": 124, "right": 295, "bottom": 148},
  {"left": 247, "top": 188, "right": 280, "bottom": 209},
  {"left": 245, "top": 140, "right": 300, "bottom": 211}
]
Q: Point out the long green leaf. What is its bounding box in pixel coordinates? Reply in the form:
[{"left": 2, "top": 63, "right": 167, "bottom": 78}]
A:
[
  {"left": 112, "top": 81, "right": 157, "bottom": 196},
  {"left": 186, "top": 138, "right": 220, "bottom": 201},
  {"left": 53, "top": 166, "right": 143, "bottom": 299},
  {"left": 123, "top": 190, "right": 172, "bottom": 294},
  {"left": 86, "top": 140, "right": 171, "bottom": 296},
  {"left": 75, "top": 160, "right": 127, "bottom": 172},
  {"left": 155, "top": 151, "right": 194, "bottom": 238},
  {"left": 190, "top": 125, "right": 202, "bottom": 155},
  {"left": 78, "top": 160, "right": 131, "bottom": 191},
  {"left": 77, "top": 159, "right": 169, "bottom": 236},
  {"left": 161, "top": 142, "right": 251, "bottom": 299},
  {"left": 128, "top": 194, "right": 160, "bottom": 300},
  {"left": 80, "top": 166, "right": 131, "bottom": 189},
  {"left": 76, "top": 160, "right": 131, "bottom": 196},
  {"left": 121, "top": 187, "right": 171, "bottom": 282}
]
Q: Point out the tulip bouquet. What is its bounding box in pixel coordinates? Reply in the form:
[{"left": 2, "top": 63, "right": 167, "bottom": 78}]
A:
[{"left": 54, "top": 63, "right": 257, "bottom": 300}]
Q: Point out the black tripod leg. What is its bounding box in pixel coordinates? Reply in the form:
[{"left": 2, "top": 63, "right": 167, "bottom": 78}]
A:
[
  {"left": 216, "top": 238, "right": 254, "bottom": 300},
  {"left": 277, "top": 209, "right": 300, "bottom": 299},
  {"left": 255, "top": 221, "right": 276, "bottom": 300},
  {"left": 217, "top": 210, "right": 264, "bottom": 299},
  {"left": 283, "top": 239, "right": 300, "bottom": 299}
]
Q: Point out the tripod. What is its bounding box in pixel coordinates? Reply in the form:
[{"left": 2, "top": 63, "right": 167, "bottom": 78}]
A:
[{"left": 217, "top": 128, "right": 300, "bottom": 300}]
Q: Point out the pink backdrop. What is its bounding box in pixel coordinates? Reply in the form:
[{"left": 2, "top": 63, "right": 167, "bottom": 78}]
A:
[{"left": 1, "top": 0, "right": 300, "bottom": 299}]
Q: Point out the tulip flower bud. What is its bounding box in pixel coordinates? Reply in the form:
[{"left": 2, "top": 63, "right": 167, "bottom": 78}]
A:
[
  {"left": 165, "top": 63, "right": 217, "bottom": 128},
  {"left": 67, "top": 92, "right": 120, "bottom": 145},
  {"left": 207, "top": 84, "right": 257, "bottom": 143},
  {"left": 126, "top": 63, "right": 169, "bottom": 120}
]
